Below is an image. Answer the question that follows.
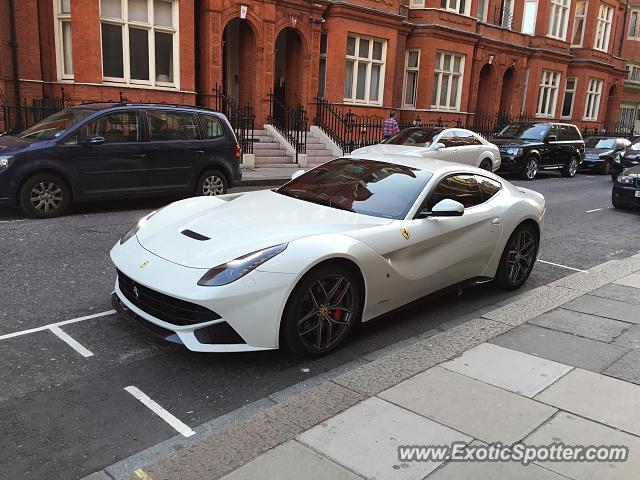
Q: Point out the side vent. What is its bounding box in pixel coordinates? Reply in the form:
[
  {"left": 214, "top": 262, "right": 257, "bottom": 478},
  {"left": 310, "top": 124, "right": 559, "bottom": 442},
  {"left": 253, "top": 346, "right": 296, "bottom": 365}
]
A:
[{"left": 181, "top": 229, "right": 210, "bottom": 241}]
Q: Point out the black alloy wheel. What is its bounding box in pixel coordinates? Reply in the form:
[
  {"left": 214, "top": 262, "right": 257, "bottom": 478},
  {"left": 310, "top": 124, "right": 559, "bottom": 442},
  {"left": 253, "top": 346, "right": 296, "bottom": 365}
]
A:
[
  {"left": 496, "top": 224, "right": 538, "bottom": 290},
  {"left": 562, "top": 156, "right": 579, "bottom": 178},
  {"left": 521, "top": 157, "right": 538, "bottom": 180}
]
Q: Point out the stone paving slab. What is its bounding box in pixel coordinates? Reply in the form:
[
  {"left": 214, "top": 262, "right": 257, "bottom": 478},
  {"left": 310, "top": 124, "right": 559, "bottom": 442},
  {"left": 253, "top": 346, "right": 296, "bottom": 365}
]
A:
[
  {"left": 615, "top": 272, "right": 640, "bottom": 289},
  {"left": 379, "top": 367, "right": 556, "bottom": 444},
  {"left": 525, "top": 411, "right": 640, "bottom": 480},
  {"left": 589, "top": 283, "right": 640, "bottom": 305},
  {"left": 441, "top": 343, "right": 572, "bottom": 397},
  {"left": 490, "top": 324, "right": 629, "bottom": 373},
  {"left": 535, "top": 368, "right": 640, "bottom": 437},
  {"left": 604, "top": 351, "right": 640, "bottom": 385},
  {"left": 562, "top": 295, "right": 640, "bottom": 324},
  {"left": 549, "top": 257, "right": 640, "bottom": 293},
  {"left": 528, "top": 308, "right": 630, "bottom": 343},
  {"left": 428, "top": 455, "right": 567, "bottom": 480},
  {"left": 298, "top": 397, "right": 471, "bottom": 480},
  {"left": 220, "top": 440, "right": 363, "bottom": 480},
  {"left": 612, "top": 324, "right": 640, "bottom": 349}
]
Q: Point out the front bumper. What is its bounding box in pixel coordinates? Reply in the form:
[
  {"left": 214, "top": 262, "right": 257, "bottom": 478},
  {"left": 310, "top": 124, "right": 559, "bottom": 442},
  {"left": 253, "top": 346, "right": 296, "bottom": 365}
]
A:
[
  {"left": 612, "top": 185, "right": 640, "bottom": 207},
  {"left": 581, "top": 157, "right": 608, "bottom": 169},
  {"left": 497, "top": 154, "right": 527, "bottom": 173}
]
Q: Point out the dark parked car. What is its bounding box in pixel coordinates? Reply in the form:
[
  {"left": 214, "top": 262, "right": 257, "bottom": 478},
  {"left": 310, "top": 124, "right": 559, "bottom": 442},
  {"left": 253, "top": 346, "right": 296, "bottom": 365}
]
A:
[
  {"left": 493, "top": 122, "right": 585, "bottom": 180},
  {"left": 612, "top": 165, "right": 640, "bottom": 209},
  {"left": 581, "top": 136, "right": 631, "bottom": 175},
  {"left": 0, "top": 103, "right": 242, "bottom": 218},
  {"left": 611, "top": 137, "right": 640, "bottom": 181}
]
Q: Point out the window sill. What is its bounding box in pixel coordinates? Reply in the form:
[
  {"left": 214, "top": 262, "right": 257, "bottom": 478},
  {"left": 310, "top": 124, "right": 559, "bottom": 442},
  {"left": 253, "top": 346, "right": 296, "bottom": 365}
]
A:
[
  {"left": 102, "top": 80, "right": 179, "bottom": 91},
  {"left": 342, "top": 101, "right": 385, "bottom": 108}
]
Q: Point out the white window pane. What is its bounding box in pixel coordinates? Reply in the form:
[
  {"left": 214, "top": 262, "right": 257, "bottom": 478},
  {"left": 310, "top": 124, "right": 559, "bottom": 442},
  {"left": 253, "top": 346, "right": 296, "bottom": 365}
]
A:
[
  {"left": 572, "top": 18, "right": 584, "bottom": 44},
  {"left": 344, "top": 60, "right": 354, "bottom": 98},
  {"left": 62, "top": 21, "right": 73, "bottom": 75},
  {"left": 101, "top": 23, "right": 123, "bottom": 77},
  {"left": 318, "top": 59, "right": 327, "bottom": 97},
  {"left": 129, "top": 0, "right": 148, "bottom": 22},
  {"left": 155, "top": 31, "right": 173, "bottom": 82},
  {"left": 372, "top": 41, "right": 383, "bottom": 61},
  {"left": 358, "top": 39, "right": 370, "bottom": 58},
  {"left": 566, "top": 78, "right": 576, "bottom": 90},
  {"left": 630, "top": 12, "right": 638, "bottom": 36},
  {"left": 60, "top": 0, "right": 71, "bottom": 14},
  {"left": 435, "top": 52, "right": 442, "bottom": 69},
  {"left": 408, "top": 51, "right": 419, "bottom": 68},
  {"left": 101, "top": 0, "right": 122, "bottom": 18},
  {"left": 450, "top": 75, "right": 459, "bottom": 107},
  {"left": 129, "top": 28, "right": 149, "bottom": 80},
  {"left": 320, "top": 33, "right": 328, "bottom": 55},
  {"left": 432, "top": 73, "right": 439, "bottom": 105},
  {"left": 448, "top": 0, "right": 456, "bottom": 9},
  {"left": 440, "top": 73, "right": 450, "bottom": 106},
  {"left": 346, "top": 36, "right": 356, "bottom": 56},
  {"left": 453, "top": 56, "right": 461, "bottom": 73},
  {"left": 369, "top": 64, "right": 381, "bottom": 101},
  {"left": 356, "top": 62, "right": 367, "bottom": 99},
  {"left": 405, "top": 71, "right": 417, "bottom": 105},
  {"left": 443, "top": 54, "right": 451, "bottom": 71},
  {"left": 154, "top": 0, "right": 173, "bottom": 27},
  {"left": 522, "top": 2, "right": 537, "bottom": 34}
]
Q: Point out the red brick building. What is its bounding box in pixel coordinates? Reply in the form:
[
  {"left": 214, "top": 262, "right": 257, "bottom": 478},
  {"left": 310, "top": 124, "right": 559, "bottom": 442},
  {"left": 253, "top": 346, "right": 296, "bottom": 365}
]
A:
[{"left": 1, "top": 0, "right": 639, "bottom": 136}]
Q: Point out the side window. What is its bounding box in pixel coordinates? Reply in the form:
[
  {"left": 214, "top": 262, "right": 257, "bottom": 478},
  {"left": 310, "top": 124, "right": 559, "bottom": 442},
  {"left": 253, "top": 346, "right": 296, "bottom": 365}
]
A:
[
  {"left": 75, "top": 111, "right": 142, "bottom": 144},
  {"left": 425, "top": 174, "right": 483, "bottom": 211},
  {"left": 455, "top": 130, "right": 482, "bottom": 146},
  {"left": 556, "top": 125, "right": 571, "bottom": 141},
  {"left": 570, "top": 126, "right": 582, "bottom": 141},
  {"left": 199, "top": 114, "right": 225, "bottom": 139},
  {"left": 147, "top": 110, "right": 199, "bottom": 141},
  {"left": 476, "top": 175, "right": 502, "bottom": 202},
  {"left": 548, "top": 125, "right": 561, "bottom": 141},
  {"left": 438, "top": 131, "right": 459, "bottom": 148}
]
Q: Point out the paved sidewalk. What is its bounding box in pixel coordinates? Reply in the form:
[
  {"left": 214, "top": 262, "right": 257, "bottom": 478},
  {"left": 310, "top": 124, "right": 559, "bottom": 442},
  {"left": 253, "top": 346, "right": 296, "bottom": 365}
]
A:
[
  {"left": 238, "top": 166, "right": 300, "bottom": 186},
  {"left": 91, "top": 253, "right": 640, "bottom": 480}
]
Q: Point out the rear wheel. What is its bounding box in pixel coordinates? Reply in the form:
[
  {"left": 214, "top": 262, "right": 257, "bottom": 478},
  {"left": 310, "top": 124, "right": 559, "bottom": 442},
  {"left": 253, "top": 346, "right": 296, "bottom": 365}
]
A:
[
  {"left": 196, "top": 169, "right": 227, "bottom": 196},
  {"left": 495, "top": 224, "right": 538, "bottom": 290},
  {"left": 282, "top": 264, "right": 362, "bottom": 356},
  {"left": 479, "top": 159, "right": 493, "bottom": 171},
  {"left": 600, "top": 159, "right": 611, "bottom": 175},
  {"left": 562, "top": 156, "right": 579, "bottom": 178},
  {"left": 520, "top": 157, "right": 538, "bottom": 180},
  {"left": 19, "top": 173, "right": 71, "bottom": 218}
]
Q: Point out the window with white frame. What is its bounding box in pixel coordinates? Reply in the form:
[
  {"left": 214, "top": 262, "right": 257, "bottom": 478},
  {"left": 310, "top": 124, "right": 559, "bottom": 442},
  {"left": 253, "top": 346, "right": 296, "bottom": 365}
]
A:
[
  {"left": 521, "top": 0, "right": 538, "bottom": 35},
  {"left": 594, "top": 3, "right": 613, "bottom": 51},
  {"left": 431, "top": 51, "right": 465, "bottom": 111},
  {"left": 537, "top": 70, "right": 560, "bottom": 117},
  {"left": 628, "top": 64, "right": 640, "bottom": 83},
  {"left": 317, "top": 33, "right": 328, "bottom": 97},
  {"left": 629, "top": 10, "right": 640, "bottom": 40},
  {"left": 403, "top": 50, "right": 420, "bottom": 108},
  {"left": 439, "top": 0, "right": 471, "bottom": 16},
  {"left": 548, "top": 0, "right": 571, "bottom": 40},
  {"left": 55, "top": 0, "right": 73, "bottom": 79},
  {"left": 477, "top": 0, "right": 488, "bottom": 21},
  {"left": 343, "top": 34, "right": 386, "bottom": 105},
  {"left": 100, "top": 0, "right": 178, "bottom": 87},
  {"left": 571, "top": 0, "right": 588, "bottom": 46},
  {"left": 583, "top": 78, "right": 603, "bottom": 120},
  {"left": 500, "top": 0, "right": 515, "bottom": 29},
  {"left": 561, "top": 77, "right": 576, "bottom": 117},
  {"left": 619, "top": 105, "right": 637, "bottom": 129},
  {"left": 410, "top": 0, "right": 425, "bottom": 7}
]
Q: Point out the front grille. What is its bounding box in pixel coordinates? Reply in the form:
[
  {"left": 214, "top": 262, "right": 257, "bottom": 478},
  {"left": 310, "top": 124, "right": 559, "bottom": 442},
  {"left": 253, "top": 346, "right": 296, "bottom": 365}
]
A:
[
  {"left": 117, "top": 270, "right": 220, "bottom": 326},
  {"left": 636, "top": 179, "right": 640, "bottom": 188}
]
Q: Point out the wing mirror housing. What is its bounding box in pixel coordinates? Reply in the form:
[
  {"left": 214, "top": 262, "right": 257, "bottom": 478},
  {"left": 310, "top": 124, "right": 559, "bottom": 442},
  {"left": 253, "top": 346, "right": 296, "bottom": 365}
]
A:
[
  {"left": 82, "top": 135, "right": 105, "bottom": 146},
  {"left": 545, "top": 135, "right": 557, "bottom": 143},
  {"left": 433, "top": 142, "right": 446, "bottom": 151},
  {"left": 419, "top": 199, "right": 465, "bottom": 218},
  {"left": 291, "top": 169, "right": 305, "bottom": 180}
]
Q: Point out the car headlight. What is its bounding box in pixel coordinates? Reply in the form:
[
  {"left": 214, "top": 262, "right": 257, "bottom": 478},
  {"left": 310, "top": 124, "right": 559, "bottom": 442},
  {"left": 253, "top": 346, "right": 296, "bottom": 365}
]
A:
[
  {"left": 120, "top": 210, "right": 160, "bottom": 244},
  {"left": 197, "top": 243, "right": 288, "bottom": 286},
  {"left": 616, "top": 174, "right": 635, "bottom": 185},
  {"left": 0, "top": 155, "right": 14, "bottom": 170},
  {"left": 506, "top": 147, "right": 523, "bottom": 156}
]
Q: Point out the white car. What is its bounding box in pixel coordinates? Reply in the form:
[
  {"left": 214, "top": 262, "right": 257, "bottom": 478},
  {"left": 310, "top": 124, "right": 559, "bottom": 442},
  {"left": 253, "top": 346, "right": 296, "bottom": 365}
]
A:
[
  {"left": 351, "top": 127, "right": 501, "bottom": 172},
  {"left": 110, "top": 155, "right": 543, "bottom": 355}
]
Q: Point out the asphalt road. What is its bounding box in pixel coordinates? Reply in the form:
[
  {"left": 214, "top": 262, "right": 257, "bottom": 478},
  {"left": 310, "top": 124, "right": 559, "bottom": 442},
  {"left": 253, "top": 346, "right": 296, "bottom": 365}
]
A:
[{"left": 1, "top": 171, "right": 639, "bottom": 480}]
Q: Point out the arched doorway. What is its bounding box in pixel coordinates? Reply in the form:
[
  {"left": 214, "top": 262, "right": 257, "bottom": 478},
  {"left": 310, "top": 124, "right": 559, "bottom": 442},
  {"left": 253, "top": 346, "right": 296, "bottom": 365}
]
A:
[
  {"left": 274, "top": 28, "right": 304, "bottom": 106},
  {"left": 475, "top": 64, "right": 496, "bottom": 114},
  {"left": 499, "top": 67, "right": 516, "bottom": 115},
  {"left": 222, "top": 18, "right": 256, "bottom": 106},
  {"left": 604, "top": 84, "right": 617, "bottom": 128}
]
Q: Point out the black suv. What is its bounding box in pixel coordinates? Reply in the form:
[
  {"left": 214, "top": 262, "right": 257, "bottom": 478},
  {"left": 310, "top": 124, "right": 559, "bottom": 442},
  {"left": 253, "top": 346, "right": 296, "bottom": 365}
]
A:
[
  {"left": 493, "top": 122, "right": 585, "bottom": 180},
  {"left": 0, "top": 103, "right": 242, "bottom": 218}
]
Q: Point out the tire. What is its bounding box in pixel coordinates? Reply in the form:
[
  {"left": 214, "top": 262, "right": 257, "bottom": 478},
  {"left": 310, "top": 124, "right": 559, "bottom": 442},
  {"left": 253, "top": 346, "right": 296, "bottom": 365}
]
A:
[
  {"left": 196, "top": 169, "right": 228, "bottom": 196},
  {"left": 19, "top": 173, "right": 71, "bottom": 218},
  {"left": 611, "top": 174, "right": 617, "bottom": 182},
  {"left": 612, "top": 192, "right": 629, "bottom": 210},
  {"left": 495, "top": 223, "right": 539, "bottom": 290},
  {"left": 600, "top": 159, "right": 611, "bottom": 175},
  {"left": 479, "top": 159, "right": 493, "bottom": 171},
  {"left": 281, "top": 263, "right": 363, "bottom": 356},
  {"left": 562, "top": 156, "right": 579, "bottom": 178},
  {"left": 520, "top": 157, "right": 538, "bottom": 180}
]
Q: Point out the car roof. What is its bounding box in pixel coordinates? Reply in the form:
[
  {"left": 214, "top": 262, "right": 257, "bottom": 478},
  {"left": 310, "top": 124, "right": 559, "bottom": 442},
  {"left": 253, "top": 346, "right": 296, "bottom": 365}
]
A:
[
  {"left": 344, "top": 153, "right": 491, "bottom": 175},
  {"left": 73, "top": 102, "right": 224, "bottom": 116}
]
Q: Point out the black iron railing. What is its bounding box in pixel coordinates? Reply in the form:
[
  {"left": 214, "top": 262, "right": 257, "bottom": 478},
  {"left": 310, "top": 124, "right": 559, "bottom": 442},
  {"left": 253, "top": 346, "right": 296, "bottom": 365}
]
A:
[
  {"left": 582, "top": 122, "right": 638, "bottom": 138},
  {"left": 0, "top": 88, "right": 75, "bottom": 134},
  {"left": 212, "top": 84, "right": 255, "bottom": 154},
  {"left": 267, "top": 92, "right": 308, "bottom": 162},
  {"left": 468, "top": 111, "right": 536, "bottom": 139}
]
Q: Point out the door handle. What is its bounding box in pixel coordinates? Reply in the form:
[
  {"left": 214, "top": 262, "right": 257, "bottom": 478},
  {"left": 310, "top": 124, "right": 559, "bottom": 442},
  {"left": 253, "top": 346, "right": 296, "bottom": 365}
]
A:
[
  {"left": 491, "top": 217, "right": 501, "bottom": 225},
  {"left": 194, "top": 150, "right": 205, "bottom": 155},
  {"left": 133, "top": 154, "right": 146, "bottom": 159}
]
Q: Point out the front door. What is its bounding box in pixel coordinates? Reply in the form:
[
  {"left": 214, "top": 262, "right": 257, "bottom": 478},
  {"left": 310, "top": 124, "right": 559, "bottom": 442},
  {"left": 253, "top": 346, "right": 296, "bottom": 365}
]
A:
[{"left": 427, "top": 130, "right": 460, "bottom": 161}]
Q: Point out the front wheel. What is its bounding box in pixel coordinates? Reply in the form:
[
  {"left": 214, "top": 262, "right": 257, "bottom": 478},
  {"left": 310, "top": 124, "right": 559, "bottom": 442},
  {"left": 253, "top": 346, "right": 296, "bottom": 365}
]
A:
[
  {"left": 520, "top": 157, "right": 538, "bottom": 180},
  {"left": 196, "top": 169, "right": 228, "bottom": 196},
  {"left": 562, "top": 156, "right": 579, "bottom": 178},
  {"left": 600, "top": 159, "right": 611, "bottom": 175},
  {"left": 281, "top": 264, "right": 362, "bottom": 356},
  {"left": 19, "top": 173, "right": 71, "bottom": 218},
  {"left": 479, "top": 159, "right": 493, "bottom": 171},
  {"left": 495, "top": 224, "right": 539, "bottom": 290}
]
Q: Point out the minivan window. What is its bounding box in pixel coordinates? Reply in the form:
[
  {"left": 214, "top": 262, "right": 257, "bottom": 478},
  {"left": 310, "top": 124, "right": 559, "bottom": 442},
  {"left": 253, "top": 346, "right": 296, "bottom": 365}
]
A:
[
  {"left": 148, "top": 110, "right": 199, "bottom": 141},
  {"left": 199, "top": 114, "right": 225, "bottom": 139},
  {"left": 18, "top": 108, "right": 94, "bottom": 140},
  {"left": 69, "top": 111, "right": 142, "bottom": 144}
]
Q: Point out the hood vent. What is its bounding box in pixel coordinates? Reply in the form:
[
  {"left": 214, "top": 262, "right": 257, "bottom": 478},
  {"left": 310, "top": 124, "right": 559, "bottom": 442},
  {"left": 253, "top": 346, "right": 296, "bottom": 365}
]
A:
[{"left": 181, "top": 229, "right": 210, "bottom": 241}]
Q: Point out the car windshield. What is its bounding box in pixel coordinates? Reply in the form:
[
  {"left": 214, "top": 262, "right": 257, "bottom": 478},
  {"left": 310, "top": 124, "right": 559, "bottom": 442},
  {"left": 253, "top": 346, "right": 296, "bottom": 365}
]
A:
[
  {"left": 585, "top": 138, "right": 616, "bottom": 149},
  {"left": 276, "top": 158, "right": 433, "bottom": 219},
  {"left": 18, "top": 108, "right": 94, "bottom": 140},
  {"left": 497, "top": 123, "right": 549, "bottom": 140},
  {"left": 381, "top": 128, "right": 441, "bottom": 147},
  {"left": 629, "top": 142, "right": 640, "bottom": 151}
]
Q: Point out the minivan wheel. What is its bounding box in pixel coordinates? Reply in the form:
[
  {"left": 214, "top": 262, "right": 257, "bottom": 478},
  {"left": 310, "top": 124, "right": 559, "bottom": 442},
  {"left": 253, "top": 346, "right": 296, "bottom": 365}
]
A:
[
  {"left": 521, "top": 157, "right": 538, "bottom": 180},
  {"left": 19, "top": 173, "right": 70, "bottom": 218},
  {"left": 479, "top": 159, "right": 493, "bottom": 171},
  {"left": 196, "top": 170, "right": 227, "bottom": 196},
  {"left": 562, "top": 156, "right": 579, "bottom": 177}
]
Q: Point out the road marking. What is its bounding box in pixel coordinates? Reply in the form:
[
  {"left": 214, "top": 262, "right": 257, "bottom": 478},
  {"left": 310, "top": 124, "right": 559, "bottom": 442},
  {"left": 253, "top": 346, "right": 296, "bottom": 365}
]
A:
[
  {"left": 585, "top": 208, "right": 604, "bottom": 213},
  {"left": 125, "top": 386, "right": 196, "bottom": 438},
  {"left": 0, "top": 310, "right": 116, "bottom": 341},
  {"left": 538, "top": 259, "right": 589, "bottom": 273},
  {"left": 609, "top": 249, "right": 624, "bottom": 256},
  {"left": 49, "top": 325, "right": 94, "bottom": 357}
]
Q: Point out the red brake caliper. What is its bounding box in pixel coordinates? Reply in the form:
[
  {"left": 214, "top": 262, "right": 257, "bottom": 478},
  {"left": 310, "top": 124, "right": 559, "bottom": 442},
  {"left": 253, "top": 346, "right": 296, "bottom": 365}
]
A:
[{"left": 331, "top": 289, "right": 344, "bottom": 321}]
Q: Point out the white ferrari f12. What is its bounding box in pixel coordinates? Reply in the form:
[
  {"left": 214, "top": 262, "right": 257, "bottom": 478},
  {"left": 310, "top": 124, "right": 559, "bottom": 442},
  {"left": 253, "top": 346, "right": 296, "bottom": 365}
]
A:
[{"left": 111, "top": 155, "right": 544, "bottom": 355}]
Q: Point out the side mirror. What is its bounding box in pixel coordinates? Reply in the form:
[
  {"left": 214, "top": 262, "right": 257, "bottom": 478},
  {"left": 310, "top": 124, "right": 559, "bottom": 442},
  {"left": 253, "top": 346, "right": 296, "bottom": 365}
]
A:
[
  {"left": 545, "top": 135, "right": 557, "bottom": 143},
  {"left": 82, "top": 135, "right": 105, "bottom": 146},
  {"left": 433, "top": 142, "right": 446, "bottom": 151},
  {"left": 419, "top": 198, "right": 465, "bottom": 218},
  {"left": 291, "top": 169, "right": 305, "bottom": 180}
]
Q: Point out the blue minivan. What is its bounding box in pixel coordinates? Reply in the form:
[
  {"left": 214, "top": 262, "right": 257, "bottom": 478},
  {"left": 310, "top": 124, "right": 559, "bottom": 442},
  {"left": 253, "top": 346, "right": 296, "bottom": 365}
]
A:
[{"left": 0, "top": 103, "right": 242, "bottom": 218}]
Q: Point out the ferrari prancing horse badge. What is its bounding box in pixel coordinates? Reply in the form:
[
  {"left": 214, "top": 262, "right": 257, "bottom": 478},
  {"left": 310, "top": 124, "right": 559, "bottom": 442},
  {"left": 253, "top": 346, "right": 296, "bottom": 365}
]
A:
[{"left": 401, "top": 228, "right": 410, "bottom": 240}]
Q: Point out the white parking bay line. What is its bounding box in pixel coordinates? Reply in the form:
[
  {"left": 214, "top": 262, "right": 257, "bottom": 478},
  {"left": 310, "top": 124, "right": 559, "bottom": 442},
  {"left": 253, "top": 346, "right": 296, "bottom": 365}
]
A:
[
  {"left": 0, "top": 310, "right": 116, "bottom": 341},
  {"left": 585, "top": 208, "right": 604, "bottom": 213},
  {"left": 125, "top": 386, "right": 196, "bottom": 438},
  {"left": 49, "top": 325, "right": 94, "bottom": 357},
  {"left": 538, "top": 259, "right": 589, "bottom": 273}
]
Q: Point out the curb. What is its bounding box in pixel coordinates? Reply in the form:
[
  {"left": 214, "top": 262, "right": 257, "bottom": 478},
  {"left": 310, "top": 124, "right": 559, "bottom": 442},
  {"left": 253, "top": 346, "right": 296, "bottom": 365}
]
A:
[
  {"left": 236, "top": 177, "right": 289, "bottom": 187},
  {"left": 88, "top": 253, "right": 640, "bottom": 480}
]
